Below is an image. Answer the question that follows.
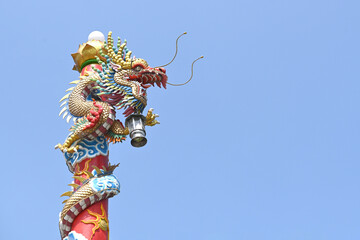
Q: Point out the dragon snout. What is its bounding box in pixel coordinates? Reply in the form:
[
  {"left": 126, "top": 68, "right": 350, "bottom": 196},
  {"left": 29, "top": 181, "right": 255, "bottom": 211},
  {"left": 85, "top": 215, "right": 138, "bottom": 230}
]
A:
[
  {"left": 156, "top": 67, "right": 166, "bottom": 73},
  {"left": 139, "top": 67, "right": 168, "bottom": 88},
  {"left": 147, "top": 66, "right": 166, "bottom": 73},
  {"left": 157, "top": 70, "right": 168, "bottom": 88}
]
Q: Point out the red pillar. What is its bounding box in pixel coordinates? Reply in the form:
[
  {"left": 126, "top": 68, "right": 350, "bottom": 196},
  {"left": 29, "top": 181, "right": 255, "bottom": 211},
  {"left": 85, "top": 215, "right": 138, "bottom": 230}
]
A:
[
  {"left": 71, "top": 155, "right": 109, "bottom": 240},
  {"left": 70, "top": 64, "right": 110, "bottom": 240}
]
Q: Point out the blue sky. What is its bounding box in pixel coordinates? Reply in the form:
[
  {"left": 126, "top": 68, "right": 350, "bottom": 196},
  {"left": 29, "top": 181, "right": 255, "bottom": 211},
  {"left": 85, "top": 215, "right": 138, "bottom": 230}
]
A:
[{"left": 0, "top": 0, "right": 359, "bottom": 239}]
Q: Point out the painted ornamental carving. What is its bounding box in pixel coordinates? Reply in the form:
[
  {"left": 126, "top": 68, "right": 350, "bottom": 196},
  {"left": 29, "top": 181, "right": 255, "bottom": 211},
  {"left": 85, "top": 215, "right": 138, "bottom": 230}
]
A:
[{"left": 56, "top": 31, "right": 167, "bottom": 240}]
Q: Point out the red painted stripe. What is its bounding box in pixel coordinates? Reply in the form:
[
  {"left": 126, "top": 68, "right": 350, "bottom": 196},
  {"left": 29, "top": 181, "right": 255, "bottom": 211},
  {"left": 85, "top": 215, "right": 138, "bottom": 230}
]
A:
[
  {"left": 84, "top": 87, "right": 91, "bottom": 94},
  {"left": 94, "top": 194, "right": 100, "bottom": 202},
  {"left": 98, "top": 125, "right": 107, "bottom": 133},
  {"left": 106, "top": 117, "right": 114, "bottom": 124},
  {"left": 74, "top": 203, "right": 82, "bottom": 212},
  {"left": 64, "top": 219, "right": 72, "bottom": 227},
  {"left": 67, "top": 210, "right": 76, "bottom": 220},
  {"left": 88, "top": 132, "right": 98, "bottom": 139},
  {"left": 61, "top": 219, "right": 68, "bottom": 226},
  {"left": 84, "top": 197, "right": 91, "bottom": 207}
]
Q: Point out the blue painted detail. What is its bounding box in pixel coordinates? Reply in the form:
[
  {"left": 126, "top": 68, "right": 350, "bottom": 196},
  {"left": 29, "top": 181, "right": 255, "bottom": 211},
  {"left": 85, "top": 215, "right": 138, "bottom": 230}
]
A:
[
  {"left": 63, "top": 231, "right": 88, "bottom": 240},
  {"left": 64, "top": 136, "right": 109, "bottom": 173},
  {"left": 86, "top": 94, "right": 92, "bottom": 101},
  {"left": 91, "top": 168, "right": 105, "bottom": 176},
  {"left": 90, "top": 174, "right": 120, "bottom": 194}
]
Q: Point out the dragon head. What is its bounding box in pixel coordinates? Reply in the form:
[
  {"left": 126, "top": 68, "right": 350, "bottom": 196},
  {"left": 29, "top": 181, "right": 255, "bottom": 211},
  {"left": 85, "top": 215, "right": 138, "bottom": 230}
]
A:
[{"left": 92, "top": 32, "right": 168, "bottom": 116}]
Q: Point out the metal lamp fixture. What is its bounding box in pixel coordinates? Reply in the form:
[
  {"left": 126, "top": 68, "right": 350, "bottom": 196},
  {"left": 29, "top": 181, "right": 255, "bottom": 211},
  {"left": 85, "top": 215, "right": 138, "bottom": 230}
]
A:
[{"left": 125, "top": 114, "right": 147, "bottom": 147}]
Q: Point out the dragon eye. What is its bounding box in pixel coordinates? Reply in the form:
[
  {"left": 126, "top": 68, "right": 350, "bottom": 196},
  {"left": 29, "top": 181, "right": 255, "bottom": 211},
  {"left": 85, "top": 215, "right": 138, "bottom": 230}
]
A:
[{"left": 133, "top": 64, "right": 145, "bottom": 72}]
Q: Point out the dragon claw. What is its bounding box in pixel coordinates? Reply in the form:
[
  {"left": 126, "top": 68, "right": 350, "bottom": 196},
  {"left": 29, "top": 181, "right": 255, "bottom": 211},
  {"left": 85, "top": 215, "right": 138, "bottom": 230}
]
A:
[
  {"left": 55, "top": 143, "right": 63, "bottom": 151},
  {"left": 145, "top": 108, "right": 160, "bottom": 126},
  {"left": 55, "top": 143, "right": 79, "bottom": 153},
  {"left": 66, "top": 146, "right": 79, "bottom": 153}
]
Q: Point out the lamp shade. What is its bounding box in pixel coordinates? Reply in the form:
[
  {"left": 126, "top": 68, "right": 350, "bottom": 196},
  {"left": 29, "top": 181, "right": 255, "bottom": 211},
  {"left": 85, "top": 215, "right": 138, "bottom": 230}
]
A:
[{"left": 125, "top": 114, "right": 147, "bottom": 147}]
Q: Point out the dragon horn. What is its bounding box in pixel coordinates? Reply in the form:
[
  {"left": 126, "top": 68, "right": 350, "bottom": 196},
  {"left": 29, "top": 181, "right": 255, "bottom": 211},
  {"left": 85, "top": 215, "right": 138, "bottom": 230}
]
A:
[
  {"left": 125, "top": 50, "right": 132, "bottom": 62},
  {"left": 106, "top": 32, "right": 117, "bottom": 60},
  {"left": 114, "top": 43, "right": 127, "bottom": 67},
  {"left": 118, "top": 43, "right": 126, "bottom": 58},
  {"left": 117, "top": 36, "right": 122, "bottom": 50},
  {"left": 115, "top": 38, "right": 123, "bottom": 59}
]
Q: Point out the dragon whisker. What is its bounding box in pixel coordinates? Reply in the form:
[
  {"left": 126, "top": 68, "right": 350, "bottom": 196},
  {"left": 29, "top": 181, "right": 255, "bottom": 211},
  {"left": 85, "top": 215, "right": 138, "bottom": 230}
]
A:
[
  {"left": 155, "top": 32, "right": 187, "bottom": 68},
  {"left": 167, "top": 56, "right": 204, "bottom": 86}
]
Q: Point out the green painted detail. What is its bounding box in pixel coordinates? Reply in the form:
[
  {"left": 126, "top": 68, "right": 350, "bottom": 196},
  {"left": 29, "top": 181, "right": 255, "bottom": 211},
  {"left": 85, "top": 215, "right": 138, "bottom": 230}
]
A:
[
  {"left": 105, "top": 130, "right": 127, "bottom": 142},
  {"left": 81, "top": 59, "right": 100, "bottom": 71}
]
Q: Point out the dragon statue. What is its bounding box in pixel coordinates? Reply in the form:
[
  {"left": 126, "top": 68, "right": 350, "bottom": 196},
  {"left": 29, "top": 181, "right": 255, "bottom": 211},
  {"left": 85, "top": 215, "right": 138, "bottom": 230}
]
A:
[{"left": 56, "top": 31, "right": 168, "bottom": 240}]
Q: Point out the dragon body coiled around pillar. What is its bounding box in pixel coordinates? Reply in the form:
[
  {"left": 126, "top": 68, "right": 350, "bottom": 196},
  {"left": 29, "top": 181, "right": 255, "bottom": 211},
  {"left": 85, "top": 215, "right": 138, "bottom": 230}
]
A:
[
  {"left": 56, "top": 31, "right": 168, "bottom": 240},
  {"left": 59, "top": 165, "right": 120, "bottom": 239}
]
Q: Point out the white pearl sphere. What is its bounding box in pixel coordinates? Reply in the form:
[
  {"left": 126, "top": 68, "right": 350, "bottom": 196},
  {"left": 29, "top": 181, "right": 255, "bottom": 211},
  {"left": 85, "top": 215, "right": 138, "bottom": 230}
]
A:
[{"left": 88, "top": 31, "right": 105, "bottom": 42}]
